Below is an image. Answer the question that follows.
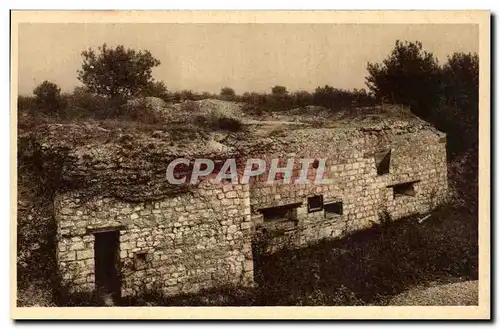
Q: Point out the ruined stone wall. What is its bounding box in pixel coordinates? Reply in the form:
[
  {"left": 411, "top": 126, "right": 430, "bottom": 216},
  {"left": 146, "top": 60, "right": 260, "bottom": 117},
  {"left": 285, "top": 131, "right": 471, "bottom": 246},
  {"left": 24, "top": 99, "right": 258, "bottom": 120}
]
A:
[
  {"left": 53, "top": 125, "right": 448, "bottom": 296},
  {"left": 383, "top": 131, "right": 448, "bottom": 218},
  {"left": 251, "top": 129, "right": 448, "bottom": 253},
  {"left": 55, "top": 180, "right": 254, "bottom": 297}
]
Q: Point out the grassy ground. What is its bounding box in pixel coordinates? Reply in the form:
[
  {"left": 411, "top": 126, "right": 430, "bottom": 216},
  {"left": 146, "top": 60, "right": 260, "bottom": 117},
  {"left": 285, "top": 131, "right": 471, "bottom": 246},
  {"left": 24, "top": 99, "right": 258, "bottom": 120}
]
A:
[
  {"left": 388, "top": 280, "right": 478, "bottom": 306},
  {"left": 253, "top": 204, "right": 478, "bottom": 306},
  {"left": 17, "top": 201, "right": 477, "bottom": 307},
  {"left": 17, "top": 105, "right": 478, "bottom": 307}
]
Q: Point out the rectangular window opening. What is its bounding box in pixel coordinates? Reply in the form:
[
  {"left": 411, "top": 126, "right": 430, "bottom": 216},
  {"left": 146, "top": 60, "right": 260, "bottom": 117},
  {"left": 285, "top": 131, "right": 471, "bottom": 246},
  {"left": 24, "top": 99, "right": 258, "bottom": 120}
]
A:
[
  {"left": 393, "top": 181, "right": 417, "bottom": 198},
  {"left": 134, "top": 251, "right": 148, "bottom": 270},
  {"left": 307, "top": 195, "right": 324, "bottom": 213},
  {"left": 324, "top": 201, "right": 343, "bottom": 217},
  {"left": 260, "top": 203, "right": 300, "bottom": 222},
  {"left": 375, "top": 149, "right": 391, "bottom": 175}
]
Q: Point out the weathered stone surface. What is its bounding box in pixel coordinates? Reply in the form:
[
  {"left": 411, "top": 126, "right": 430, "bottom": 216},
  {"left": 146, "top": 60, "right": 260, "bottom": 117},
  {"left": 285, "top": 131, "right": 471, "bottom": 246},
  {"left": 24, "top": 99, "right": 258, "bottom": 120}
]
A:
[
  {"left": 25, "top": 104, "right": 448, "bottom": 298},
  {"left": 55, "top": 179, "right": 253, "bottom": 297},
  {"left": 249, "top": 126, "right": 448, "bottom": 252}
]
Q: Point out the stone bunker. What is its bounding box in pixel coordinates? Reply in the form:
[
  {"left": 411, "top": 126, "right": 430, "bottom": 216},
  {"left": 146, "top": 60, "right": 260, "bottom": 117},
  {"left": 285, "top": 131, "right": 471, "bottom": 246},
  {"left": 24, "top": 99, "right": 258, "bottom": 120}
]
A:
[{"left": 22, "top": 104, "right": 448, "bottom": 298}]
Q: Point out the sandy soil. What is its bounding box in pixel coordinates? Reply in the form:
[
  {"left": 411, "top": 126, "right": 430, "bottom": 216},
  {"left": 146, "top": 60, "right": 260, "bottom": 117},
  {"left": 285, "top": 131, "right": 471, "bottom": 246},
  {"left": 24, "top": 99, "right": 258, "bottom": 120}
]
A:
[{"left": 388, "top": 280, "right": 478, "bottom": 306}]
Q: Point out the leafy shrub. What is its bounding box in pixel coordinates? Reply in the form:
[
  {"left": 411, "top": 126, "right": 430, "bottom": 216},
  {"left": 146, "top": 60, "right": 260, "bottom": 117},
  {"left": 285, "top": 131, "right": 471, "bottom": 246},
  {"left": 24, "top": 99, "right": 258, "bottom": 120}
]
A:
[
  {"left": 215, "top": 117, "right": 242, "bottom": 131},
  {"left": 238, "top": 86, "right": 374, "bottom": 113},
  {"left": 194, "top": 114, "right": 243, "bottom": 132},
  {"left": 241, "top": 102, "right": 265, "bottom": 116},
  {"left": 63, "top": 87, "right": 127, "bottom": 120},
  {"left": 295, "top": 285, "right": 364, "bottom": 306},
  {"left": 434, "top": 53, "right": 479, "bottom": 157},
  {"left": 17, "top": 95, "right": 36, "bottom": 112},
  {"left": 271, "top": 85, "right": 288, "bottom": 96},
  {"left": 366, "top": 40, "right": 442, "bottom": 119},
  {"left": 448, "top": 147, "right": 478, "bottom": 212},
  {"left": 180, "top": 99, "right": 201, "bottom": 112},
  {"left": 254, "top": 206, "right": 478, "bottom": 306},
  {"left": 120, "top": 97, "right": 166, "bottom": 125},
  {"left": 171, "top": 90, "right": 205, "bottom": 102},
  {"left": 33, "top": 81, "right": 64, "bottom": 114},
  {"left": 167, "top": 123, "right": 209, "bottom": 141},
  {"left": 119, "top": 284, "right": 255, "bottom": 307},
  {"left": 313, "top": 85, "right": 374, "bottom": 110},
  {"left": 366, "top": 40, "right": 478, "bottom": 157},
  {"left": 78, "top": 43, "right": 161, "bottom": 98},
  {"left": 140, "top": 81, "right": 169, "bottom": 100},
  {"left": 220, "top": 87, "right": 236, "bottom": 100}
]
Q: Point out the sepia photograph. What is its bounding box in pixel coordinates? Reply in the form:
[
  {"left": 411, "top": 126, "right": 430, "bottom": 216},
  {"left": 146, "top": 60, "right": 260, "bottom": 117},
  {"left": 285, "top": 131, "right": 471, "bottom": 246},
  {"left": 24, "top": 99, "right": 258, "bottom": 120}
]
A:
[{"left": 10, "top": 10, "right": 490, "bottom": 320}]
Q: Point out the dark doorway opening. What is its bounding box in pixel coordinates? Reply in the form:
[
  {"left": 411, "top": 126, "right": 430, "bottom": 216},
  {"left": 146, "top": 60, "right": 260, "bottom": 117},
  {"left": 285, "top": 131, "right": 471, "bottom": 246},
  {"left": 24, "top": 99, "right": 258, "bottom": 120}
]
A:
[{"left": 94, "top": 230, "right": 121, "bottom": 299}]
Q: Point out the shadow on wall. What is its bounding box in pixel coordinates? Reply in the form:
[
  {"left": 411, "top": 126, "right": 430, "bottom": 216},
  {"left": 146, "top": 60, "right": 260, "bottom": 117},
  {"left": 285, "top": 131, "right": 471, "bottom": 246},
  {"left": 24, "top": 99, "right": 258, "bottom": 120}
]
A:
[
  {"left": 252, "top": 204, "right": 478, "bottom": 306},
  {"left": 42, "top": 202, "right": 477, "bottom": 307}
]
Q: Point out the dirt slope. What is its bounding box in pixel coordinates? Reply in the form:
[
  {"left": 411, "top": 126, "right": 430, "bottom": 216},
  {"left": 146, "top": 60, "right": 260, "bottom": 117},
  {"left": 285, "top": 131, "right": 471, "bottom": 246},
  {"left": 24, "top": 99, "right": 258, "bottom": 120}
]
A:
[{"left": 388, "top": 280, "right": 478, "bottom": 306}]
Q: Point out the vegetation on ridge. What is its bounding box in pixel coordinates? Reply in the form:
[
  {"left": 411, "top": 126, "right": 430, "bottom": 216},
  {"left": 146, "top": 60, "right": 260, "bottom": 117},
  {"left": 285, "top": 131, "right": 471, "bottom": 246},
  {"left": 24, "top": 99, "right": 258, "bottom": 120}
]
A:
[{"left": 17, "top": 39, "right": 479, "bottom": 307}]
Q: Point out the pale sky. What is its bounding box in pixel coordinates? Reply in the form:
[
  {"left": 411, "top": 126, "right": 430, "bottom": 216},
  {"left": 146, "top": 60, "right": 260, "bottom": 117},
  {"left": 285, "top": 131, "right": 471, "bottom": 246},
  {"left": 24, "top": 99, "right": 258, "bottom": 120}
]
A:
[{"left": 17, "top": 23, "right": 478, "bottom": 95}]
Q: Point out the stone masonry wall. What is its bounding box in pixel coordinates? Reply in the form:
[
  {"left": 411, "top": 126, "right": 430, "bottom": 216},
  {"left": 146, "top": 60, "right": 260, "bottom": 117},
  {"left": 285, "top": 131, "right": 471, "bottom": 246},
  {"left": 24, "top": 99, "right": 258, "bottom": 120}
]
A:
[
  {"left": 55, "top": 179, "right": 253, "bottom": 297},
  {"left": 54, "top": 127, "right": 448, "bottom": 296},
  {"left": 250, "top": 130, "right": 448, "bottom": 253}
]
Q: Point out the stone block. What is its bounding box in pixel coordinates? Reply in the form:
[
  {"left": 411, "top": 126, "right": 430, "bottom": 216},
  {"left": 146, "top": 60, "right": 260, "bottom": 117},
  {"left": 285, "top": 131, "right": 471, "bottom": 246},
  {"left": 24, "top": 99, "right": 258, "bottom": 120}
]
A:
[
  {"left": 60, "top": 251, "right": 76, "bottom": 261},
  {"left": 243, "top": 260, "right": 254, "bottom": 272},
  {"left": 60, "top": 207, "right": 74, "bottom": 215},
  {"left": 70, "top": 241, "right": 85, "bottom": 251},
  {"left": 76, "top": 249, "right": 93, "bottom": 260},
  {"left": 221, "top": 199, "right": 233, "bottom": 206}
]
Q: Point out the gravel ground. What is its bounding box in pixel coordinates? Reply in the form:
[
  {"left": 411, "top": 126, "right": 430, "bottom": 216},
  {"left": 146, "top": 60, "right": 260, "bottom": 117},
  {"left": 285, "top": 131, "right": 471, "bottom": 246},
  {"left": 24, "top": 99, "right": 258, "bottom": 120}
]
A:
[{"left": 388, "top": 280, "right": 478, "bottom": 306}]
